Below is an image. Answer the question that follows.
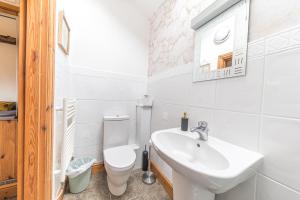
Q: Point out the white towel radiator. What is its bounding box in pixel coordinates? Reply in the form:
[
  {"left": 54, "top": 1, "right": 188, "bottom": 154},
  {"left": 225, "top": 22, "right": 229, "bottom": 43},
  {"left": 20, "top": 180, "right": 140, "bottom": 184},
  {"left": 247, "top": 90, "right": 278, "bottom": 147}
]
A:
[{"left": 60, "top": 98, "right": 76, "bottom": 182}]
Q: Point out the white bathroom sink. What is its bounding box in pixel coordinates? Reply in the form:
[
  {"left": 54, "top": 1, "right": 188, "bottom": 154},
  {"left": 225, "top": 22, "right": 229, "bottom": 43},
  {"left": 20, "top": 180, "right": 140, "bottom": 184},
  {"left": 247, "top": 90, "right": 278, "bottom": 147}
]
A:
[{"left": 151, "top": 128, "right": 263, "bottom": 200}]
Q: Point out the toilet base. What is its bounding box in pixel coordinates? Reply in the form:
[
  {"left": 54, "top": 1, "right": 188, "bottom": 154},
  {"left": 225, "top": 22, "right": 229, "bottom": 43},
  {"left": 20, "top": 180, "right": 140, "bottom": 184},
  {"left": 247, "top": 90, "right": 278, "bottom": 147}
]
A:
[{"left": 107, "top": 176, "right": 127, "bottom": 196}]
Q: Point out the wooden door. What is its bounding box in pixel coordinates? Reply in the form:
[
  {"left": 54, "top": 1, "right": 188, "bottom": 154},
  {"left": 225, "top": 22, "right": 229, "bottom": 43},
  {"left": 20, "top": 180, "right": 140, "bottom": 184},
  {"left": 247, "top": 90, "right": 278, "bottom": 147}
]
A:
[
  {"left": 14, "top": 0, "right": 56, "bottom": 199},
  {"left": 20, "top": 0, "right": 56, "bottom": 199}
]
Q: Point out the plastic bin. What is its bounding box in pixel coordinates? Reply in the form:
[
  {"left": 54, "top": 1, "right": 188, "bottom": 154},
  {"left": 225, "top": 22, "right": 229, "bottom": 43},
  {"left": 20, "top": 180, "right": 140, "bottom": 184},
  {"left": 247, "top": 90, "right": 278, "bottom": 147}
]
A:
[{"left": 66, "top": 157, "right": 96, "bottom": 193}]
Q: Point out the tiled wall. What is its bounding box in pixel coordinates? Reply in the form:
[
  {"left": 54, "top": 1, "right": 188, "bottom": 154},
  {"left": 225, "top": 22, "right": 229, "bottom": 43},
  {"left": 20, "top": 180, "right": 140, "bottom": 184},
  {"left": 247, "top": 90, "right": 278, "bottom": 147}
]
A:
[
  {"left": 70, "top": 66, "right": 147, "bottom": 163},
  {"left": 53, "top": 65, "right": 147, "bottom": 197},
  {"left": 148, "top": 26, "right": 300, "bottom": 200}
]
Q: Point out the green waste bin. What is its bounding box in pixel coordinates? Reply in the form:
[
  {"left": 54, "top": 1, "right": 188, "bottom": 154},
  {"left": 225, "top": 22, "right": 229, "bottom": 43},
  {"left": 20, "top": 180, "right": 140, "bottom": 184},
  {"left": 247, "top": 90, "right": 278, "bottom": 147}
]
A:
[{"left": 66, "top": 157, "right": 96, "bottom": 193}]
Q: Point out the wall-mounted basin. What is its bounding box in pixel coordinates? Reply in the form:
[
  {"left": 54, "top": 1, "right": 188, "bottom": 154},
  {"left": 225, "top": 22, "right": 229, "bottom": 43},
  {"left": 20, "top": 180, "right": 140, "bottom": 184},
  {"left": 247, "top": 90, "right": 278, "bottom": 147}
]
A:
[{"left": 151, "top": 128, "right": 263, "bottom": 200}]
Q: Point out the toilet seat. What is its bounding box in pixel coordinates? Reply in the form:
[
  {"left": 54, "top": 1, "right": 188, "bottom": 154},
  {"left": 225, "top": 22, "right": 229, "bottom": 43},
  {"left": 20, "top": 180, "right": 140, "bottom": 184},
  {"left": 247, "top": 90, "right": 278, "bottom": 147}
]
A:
[{"left": 104, "top": 145, "right": 136, "bottom": 171}]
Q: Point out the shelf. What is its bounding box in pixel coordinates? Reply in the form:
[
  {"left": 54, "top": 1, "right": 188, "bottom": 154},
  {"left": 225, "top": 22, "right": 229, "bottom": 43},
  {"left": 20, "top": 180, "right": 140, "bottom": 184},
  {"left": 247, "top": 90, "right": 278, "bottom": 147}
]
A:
[
  {"left": 0, "top": 182, "right": 17, "bottom": 199},
  {"left": 0, "top": 118, "right": 17, "bottom": 121},
  {"left": 0, "top": 1, "right": 19, "bottom": 16},
  {"left": 0, "top": 182, "right": 16, "bottom": 190},
  {"left": 0, "top": 35, "right": 16, "bottom": 45}
]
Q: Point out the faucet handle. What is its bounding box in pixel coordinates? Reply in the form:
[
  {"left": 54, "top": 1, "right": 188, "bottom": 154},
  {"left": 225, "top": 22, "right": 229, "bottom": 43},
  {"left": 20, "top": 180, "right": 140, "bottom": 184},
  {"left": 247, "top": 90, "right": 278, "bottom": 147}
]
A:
[{"left": 198, "top": 121, "right": 208, "bottom": 129}]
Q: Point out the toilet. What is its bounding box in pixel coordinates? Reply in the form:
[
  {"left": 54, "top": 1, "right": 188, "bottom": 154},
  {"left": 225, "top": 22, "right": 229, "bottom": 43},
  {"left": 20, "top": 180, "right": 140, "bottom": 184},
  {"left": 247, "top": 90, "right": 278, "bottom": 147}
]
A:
[{"left": 103, "top": 115, "right": 138, "bottom": 196}]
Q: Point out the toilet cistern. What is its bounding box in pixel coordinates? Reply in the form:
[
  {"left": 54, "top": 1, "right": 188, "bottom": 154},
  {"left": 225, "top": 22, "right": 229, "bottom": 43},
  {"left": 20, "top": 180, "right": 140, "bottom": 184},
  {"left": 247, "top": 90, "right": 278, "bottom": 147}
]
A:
[{"left": 190, "top": 121, "right": 209, "bottom": 141}]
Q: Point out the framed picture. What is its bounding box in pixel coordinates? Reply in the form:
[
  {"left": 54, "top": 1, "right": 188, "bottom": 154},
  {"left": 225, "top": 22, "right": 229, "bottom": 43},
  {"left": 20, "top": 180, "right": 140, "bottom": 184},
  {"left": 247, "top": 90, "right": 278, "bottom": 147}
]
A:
[{"left": 58, "top": 11, "right": 70, "bottom": 55}]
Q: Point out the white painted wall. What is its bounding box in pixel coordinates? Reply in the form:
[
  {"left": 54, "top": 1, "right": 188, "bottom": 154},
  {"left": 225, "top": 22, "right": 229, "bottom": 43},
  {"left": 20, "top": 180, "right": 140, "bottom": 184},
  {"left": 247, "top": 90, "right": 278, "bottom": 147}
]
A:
[
  {"left": 0, "top": 15, "right": 17, "bottom": 102},
  {"left": 148, "top": 0, "right": 300, "bottom": 199},
  {"left": 65, "top": 0, "right": 149, "bottom": 77},
  {"left": 53, "top": 1, "right": 149, "bottom": 198},
  {"left": 128, "top": 0, "right": 165, "bottom": 18}
]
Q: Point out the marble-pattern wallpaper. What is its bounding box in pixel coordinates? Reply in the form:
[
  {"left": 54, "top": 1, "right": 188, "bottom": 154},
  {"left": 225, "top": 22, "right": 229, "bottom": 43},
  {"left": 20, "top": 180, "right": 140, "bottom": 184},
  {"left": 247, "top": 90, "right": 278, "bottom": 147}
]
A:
[{"left": 148, "top": 0, "right": 215, "bottom": 76}]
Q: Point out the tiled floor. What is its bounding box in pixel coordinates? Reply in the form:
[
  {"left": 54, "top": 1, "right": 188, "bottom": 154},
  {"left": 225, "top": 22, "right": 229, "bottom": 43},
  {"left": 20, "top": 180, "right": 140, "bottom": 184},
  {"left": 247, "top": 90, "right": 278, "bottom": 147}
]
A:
[{"left": 63, "top": 170, "right": 170, "bottom": 200}]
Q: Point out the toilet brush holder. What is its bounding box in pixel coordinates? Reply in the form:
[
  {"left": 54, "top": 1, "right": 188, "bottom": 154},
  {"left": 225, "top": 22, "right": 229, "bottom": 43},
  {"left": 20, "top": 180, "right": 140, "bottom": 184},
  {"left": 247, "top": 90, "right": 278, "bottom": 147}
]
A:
[{"left": 142, "top": 145, "right": 156, "bottom": 185}]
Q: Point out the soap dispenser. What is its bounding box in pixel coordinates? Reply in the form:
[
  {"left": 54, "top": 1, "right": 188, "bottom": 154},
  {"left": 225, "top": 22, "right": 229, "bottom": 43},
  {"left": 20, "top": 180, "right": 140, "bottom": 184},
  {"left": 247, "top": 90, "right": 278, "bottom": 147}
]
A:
[{"left": 181, "top": 112, "right": 189, "bottom": 131}]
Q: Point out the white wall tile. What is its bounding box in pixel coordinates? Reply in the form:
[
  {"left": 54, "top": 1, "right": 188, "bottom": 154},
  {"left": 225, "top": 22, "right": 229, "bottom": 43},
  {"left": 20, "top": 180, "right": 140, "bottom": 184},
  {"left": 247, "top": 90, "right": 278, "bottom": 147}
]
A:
[
  {"left": 151, "top": 101, "right": 172, "bottom": 132},
  {"left": 74, "top": 144, "right": 102, "bottom": 162},
  {"left": 76, "top": 100, "right": 136, "bottom": 124},
  {"left": 151, "top": 101, "right": 188, "bottom": 132},
  {"left": 148, "top": 74, "right": 191, "bottom": 105},
  {"left": 69, "top": 68, "right": 148, "bottom": 164},
  {"left": 263, "top": 48, "right": 300, "bottom": 118},
  {"left": 149, "top": 72, "right": 216, "bottom": 108},
  {"left": 186, "top": 106, "right": 215, "bottom": 136},
  {"left": 260, "top": 116, "right": 300, "bottom": 191},
  {"left": 72, "top": 73, "right": 146, "bottom": 101},
  {"left": 213, "top": 110, "right": 260, "bottom": 151},
  {"left": 248, "top": 39, "right": 265, "bottom": 59},
  {"left": 74, "top": 123, "right": 103, "bottom": 148},
  {"left": 128, "top": 118, "right": 137, "bottom": 145},
  {"left": 216, "top": 176, "right": 256, "bottom": 200},
  {"left": 215, "top": 57, "right": 265, "bottom": 114},
  {"left": 265, "top": 27, "right": 300, "bottom": 55},
  {"left": 256, "top": 175, "right": 300, "bottom": 200},
  {"left": 188, "top": 78, "right": 217, "bottom": 108},
  {"left": 76, "top": 100, "right": 104, "bottom": 124}
]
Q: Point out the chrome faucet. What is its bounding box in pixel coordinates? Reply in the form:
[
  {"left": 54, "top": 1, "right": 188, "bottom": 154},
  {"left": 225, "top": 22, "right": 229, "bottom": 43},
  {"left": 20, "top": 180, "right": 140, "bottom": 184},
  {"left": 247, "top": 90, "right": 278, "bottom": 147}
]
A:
[{"left": 190, "top": 121, "right": 209, "bottom": 141}]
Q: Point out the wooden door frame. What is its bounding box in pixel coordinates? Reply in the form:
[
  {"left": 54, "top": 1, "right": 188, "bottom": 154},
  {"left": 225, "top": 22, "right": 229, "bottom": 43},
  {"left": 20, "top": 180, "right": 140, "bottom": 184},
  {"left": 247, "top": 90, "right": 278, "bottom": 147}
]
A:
[{"left": 17, "top": 0, "right": 56, "bottom": 199}]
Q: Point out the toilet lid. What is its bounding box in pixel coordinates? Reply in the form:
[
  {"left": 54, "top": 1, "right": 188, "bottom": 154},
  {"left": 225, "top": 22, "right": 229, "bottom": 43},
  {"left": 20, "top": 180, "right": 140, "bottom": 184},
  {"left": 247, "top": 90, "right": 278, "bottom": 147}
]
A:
[{"left": 104, "top": 145, "right": 136, "bottom": 169}]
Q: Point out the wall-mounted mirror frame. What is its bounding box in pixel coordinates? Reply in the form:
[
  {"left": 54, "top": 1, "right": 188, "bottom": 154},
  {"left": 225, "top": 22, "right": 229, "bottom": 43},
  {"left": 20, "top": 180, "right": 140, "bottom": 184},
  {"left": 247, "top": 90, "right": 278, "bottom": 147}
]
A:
[{"left": 191, "top": 0, "right": 250, "bottom": 82}]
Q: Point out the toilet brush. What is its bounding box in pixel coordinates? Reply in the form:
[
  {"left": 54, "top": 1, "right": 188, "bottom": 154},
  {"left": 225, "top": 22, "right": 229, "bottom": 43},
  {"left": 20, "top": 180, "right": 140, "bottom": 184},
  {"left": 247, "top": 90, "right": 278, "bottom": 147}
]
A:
[{"left": 142, "top": 145, "right": 156, "bottom": 185}]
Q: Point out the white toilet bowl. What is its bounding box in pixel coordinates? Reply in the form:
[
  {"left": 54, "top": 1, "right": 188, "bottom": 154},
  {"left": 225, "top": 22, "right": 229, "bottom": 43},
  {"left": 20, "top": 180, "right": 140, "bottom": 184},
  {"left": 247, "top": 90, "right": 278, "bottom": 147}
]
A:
[{"left": 104, "top": 145, "right": 136, "bottom": 196}]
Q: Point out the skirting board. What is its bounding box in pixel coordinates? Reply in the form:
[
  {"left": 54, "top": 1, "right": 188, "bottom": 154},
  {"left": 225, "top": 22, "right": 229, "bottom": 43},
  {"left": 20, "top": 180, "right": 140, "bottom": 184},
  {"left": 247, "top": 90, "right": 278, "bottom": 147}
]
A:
[
  {"left": 150, "top": 161, "right": 173, "bottom": 199},
  {"left": 92, "top": 163, "right": 105, "bottom": 174}
]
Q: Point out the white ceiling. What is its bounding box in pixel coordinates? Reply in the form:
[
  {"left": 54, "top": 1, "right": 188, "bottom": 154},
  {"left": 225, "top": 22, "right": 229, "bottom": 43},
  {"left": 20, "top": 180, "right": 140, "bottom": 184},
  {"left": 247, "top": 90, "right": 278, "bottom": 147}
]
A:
[{"left": 129, "top": 0, "right": 165, "bottom": 18}]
